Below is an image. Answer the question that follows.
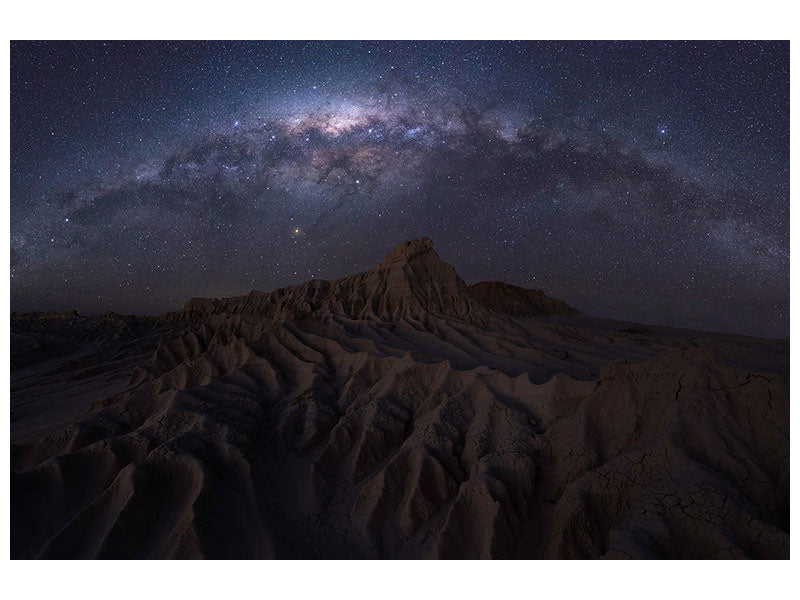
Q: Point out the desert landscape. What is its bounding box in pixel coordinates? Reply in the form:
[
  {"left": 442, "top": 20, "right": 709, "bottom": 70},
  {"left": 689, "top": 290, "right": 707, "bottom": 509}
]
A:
[
  {"left": 10, "top": 238, "right": 789, "bottom": 559},
  {"left": 10, "top": 40, "right": 789, "bottom": 565}
]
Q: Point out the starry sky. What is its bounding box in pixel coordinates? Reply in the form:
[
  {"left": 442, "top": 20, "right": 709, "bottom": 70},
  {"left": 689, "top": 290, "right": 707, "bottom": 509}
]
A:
[{"left": 10, "top": 41, "right": 789, "bottom": 338}]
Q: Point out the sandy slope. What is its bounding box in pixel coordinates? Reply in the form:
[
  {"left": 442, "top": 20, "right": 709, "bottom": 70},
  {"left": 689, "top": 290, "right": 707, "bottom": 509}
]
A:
[{"left": 10, "top": 239, "right": 789, "bottom": 558}]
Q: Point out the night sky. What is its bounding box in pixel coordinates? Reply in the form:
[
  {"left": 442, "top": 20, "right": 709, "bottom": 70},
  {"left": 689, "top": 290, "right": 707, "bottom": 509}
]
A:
[{"left": 10, "top": 41, "right": 789, "bottom": 338}]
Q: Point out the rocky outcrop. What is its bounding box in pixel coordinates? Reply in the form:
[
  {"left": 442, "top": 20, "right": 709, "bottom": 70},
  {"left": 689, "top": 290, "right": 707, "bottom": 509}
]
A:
[{"left": 181, "top": 238, "right": 487, "bottom": 323}]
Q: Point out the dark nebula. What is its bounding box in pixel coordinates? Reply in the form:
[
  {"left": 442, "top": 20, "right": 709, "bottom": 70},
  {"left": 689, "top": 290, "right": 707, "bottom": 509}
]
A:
[{"left": 10, "top": 41, "right": 789, "bottom": 337}]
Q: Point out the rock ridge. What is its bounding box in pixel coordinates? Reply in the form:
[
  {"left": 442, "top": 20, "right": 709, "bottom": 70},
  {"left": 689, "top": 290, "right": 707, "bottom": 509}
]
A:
[{"left": 181, "top": 238, "right": 573, "bottom": 323}]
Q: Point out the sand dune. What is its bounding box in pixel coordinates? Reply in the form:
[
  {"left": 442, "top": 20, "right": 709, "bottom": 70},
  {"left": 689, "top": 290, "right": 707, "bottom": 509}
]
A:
[{"left": 10, "top": 239, "right": 789, "bottom": 558}]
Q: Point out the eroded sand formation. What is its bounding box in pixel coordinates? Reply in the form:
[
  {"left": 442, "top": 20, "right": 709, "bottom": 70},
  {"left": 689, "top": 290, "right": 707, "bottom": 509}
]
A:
[{"left": 10, "top": 238, "right": 789, "bottom": 558}]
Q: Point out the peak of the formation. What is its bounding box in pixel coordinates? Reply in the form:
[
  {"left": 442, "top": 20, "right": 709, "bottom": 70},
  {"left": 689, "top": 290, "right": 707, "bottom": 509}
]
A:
[
  {"left": 380, "top": 237, "right": 437, "bottom": 265},
  {"left": 362, "top": 237, "right": 483, "bottom": 320}
]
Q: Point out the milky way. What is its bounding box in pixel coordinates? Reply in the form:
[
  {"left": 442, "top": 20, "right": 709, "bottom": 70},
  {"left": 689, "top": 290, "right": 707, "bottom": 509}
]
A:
[{"left": 10, "top": 41, "right": 789, "bottom": 337}]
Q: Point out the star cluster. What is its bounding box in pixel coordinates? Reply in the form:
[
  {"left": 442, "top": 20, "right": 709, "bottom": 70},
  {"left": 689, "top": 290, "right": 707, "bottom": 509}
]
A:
[{"left": 10, "top": 41, "right": 789, "bottom": 337}]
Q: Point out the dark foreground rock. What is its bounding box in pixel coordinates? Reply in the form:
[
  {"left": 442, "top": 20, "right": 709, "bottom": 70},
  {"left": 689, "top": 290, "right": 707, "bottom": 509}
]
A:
[{"left": 10, "top": 239, "right": 789, "bottom": 558}]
